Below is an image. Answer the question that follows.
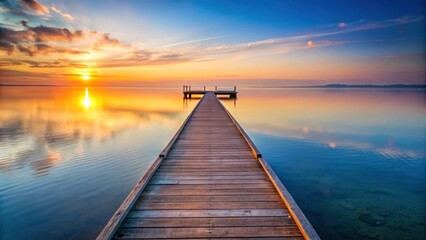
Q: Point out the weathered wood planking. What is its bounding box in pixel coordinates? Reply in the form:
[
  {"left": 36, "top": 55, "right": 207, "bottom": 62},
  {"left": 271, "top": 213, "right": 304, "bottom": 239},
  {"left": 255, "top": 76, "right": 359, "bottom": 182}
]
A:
[{"left": 97, "top": 92, "right": 320, "bottom": 240}]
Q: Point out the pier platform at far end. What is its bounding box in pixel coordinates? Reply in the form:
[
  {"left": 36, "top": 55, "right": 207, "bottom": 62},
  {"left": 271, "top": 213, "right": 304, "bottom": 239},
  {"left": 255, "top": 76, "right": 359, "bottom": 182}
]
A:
[{"left": 183, "top": 85, "right": 237, "bottom": 99}]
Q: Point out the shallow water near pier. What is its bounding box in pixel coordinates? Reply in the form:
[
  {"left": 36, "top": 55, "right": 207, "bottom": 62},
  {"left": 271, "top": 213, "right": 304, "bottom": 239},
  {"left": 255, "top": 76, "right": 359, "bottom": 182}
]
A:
[{"left": 1, "top": 86, "right": 425, "bottom": 239}]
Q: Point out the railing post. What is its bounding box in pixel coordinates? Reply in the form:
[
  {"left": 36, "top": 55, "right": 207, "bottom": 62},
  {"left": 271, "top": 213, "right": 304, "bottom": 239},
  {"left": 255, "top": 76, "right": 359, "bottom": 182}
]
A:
[
  {"left": 183, "top": 85, "right": 185, "bottom": 92},
  {"left": 215, "top": 86, "right": 217, "bottom": 91},
  {"left": 234, "top": 86, "right": 236, "bottom": 92},
  {"left": 189, "top": 86, "right": 191, "bottom": 91},
  {"left": 204, "top": 86, "right": 206, "bottom": 91}
]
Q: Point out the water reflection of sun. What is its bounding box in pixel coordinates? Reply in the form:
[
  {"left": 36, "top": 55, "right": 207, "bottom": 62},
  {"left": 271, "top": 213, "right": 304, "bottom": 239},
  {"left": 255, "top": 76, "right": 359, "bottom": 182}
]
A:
[{"left": 82, "top": 88, "right": 91, "bottom": 108}]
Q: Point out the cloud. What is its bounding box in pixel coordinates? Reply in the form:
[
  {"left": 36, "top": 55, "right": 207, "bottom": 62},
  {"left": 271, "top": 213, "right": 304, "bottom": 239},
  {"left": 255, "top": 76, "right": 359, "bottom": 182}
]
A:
[
  {"left": 0, "top": 41, "right": 15, "bottom": 55},
  {"left": 377, "top": 54, "right": 426, "bottom": 59},
  {"left": 0, "top": 59, "right": 88, "bottom": 68},
  {"left": 21, "top": 0, "right": 49, "bottom": 15},
  {"left": 93, "top": 33, "right": 130, "bottom": 50},
  {"left": 338, "top": 22, "right": 347, "bottom": 28},
  {"left": 0, "top": 20, "right": 84, "bottom": 43},
  {"left": 26, "top": 59, "right": 87, "bottom": 68},
  {"left": 158, "top": 36, "right": 221, "bottom": 48},
  {"left": 0, "top": 22, "right": 86, "bottom": 55},
  {"left": 34, "top": 43, "right": 87, "bottom": 54},
  {"left": 16, "top": 44, "right": 33, "bottom": 55},
  {"left": 183, "top": 15, "right": 422, "bottom": 57},
  {"left": 21, "top": 21, "right": 84, "bottom": 42},
  {"left": 16, "top": 43, "right": 88, "bottom": 56},
  {"left": 1, "top": 0, "right": 75, "bottom": 23},
  {"left": 0, "top": 26, "right": 32, "bottom": 43},
  {"left": 50, "top": 6, "right": 74, "bottom": 20},
  {"left": 95, "top": 50, "right": 199, "bottom": 68}
]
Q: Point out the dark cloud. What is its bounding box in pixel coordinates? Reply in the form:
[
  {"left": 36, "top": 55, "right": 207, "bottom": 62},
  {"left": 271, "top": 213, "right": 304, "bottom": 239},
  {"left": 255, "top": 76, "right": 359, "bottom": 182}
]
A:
[
  {"left": 0, "top": 22, "right": 86, "bottom": 55},
  {"left": 0, "top": 21, "right": 84, "bottom": 45},
  {"left": 20, "top": 19, "right": 29, "bottom": 28},
  {"left": 18, "top": 43, "right": 88, "bottom": 56},
  {"left": 21, "top": 0, "right": 49, "bottom": 15},
  {"left": 34, "top": 43, "right": 87, "bottom": 55},
  {"left": 0, "top": 68, "right": 51, "bottom": 80},
  {"left": 0, "top": 59, "right": 88, "bottom": 68},
  {"left": 0, "top": 59, "right": 24, "bottom": 66},
  {"left": 0, "top": 20, "right": 130, "bottom": 57},
  {"left": 17, "top": 44, "right": 33, "bottom": 55},
  {"left": 27, "top": 59, "right": 87, "bottom": 68},
  {"left": 32, "top": 26, "right": 83, "bottom": 42},
  {"left": 20, "top": 21, "right": 84, "bottom": 42},
  {"left": 0, "top": 27, "right": 32, "bottom": 43},
  {"left": 0, "top": 41, "right": 15, "bottom": 55},
  {"left": 0, "top": 0, "right": 46, "bottom": 17}
]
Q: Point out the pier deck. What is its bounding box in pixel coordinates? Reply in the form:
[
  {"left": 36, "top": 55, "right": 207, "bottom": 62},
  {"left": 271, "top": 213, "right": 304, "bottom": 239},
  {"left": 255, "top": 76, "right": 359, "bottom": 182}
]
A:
[{"left": 97, "top": 92, "right": 319, "bottom": 239}]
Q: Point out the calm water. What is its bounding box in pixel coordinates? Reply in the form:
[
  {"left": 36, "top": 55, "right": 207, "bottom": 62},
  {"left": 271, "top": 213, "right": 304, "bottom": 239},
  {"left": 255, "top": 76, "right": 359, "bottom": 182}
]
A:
[{"left": 1, "top": 87, "right": 425, "bottom": 239}]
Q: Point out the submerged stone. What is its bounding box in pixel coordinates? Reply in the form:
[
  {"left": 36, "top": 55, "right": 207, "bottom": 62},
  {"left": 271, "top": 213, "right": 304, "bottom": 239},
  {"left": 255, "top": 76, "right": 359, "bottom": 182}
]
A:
[
  {"left": 339, "top": 199, "right": 356, "bottom": 211},
  {"left": 359, "top": 212, "right": 387, "bottom": 226}
]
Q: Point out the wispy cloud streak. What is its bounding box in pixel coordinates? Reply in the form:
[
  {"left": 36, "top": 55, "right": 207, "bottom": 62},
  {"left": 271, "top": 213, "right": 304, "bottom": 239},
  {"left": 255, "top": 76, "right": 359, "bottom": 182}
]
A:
[
  {"left": 157, "top": 36, "right": 221, "bottom": 48},
  {"left": 50, "top": 6, "right": 74, "bottom": 20}
]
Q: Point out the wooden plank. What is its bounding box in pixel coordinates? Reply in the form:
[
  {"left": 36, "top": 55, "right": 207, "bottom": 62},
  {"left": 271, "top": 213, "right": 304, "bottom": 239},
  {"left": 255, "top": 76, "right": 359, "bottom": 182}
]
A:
[
  {"left": 114, "top": 226, "right": 301, "bottom": 239},
  {"left": 156, "top": 169, "right": 267, "bottom": 173},
  {"left": 142, "top": 188, "right": 277, "bottom": 196},
  {"left": 121, "top": 216, "right": 296, "bottom": 228},
  {"left": 139, "top": 194, "right": 282, "bottom": 203},
  {"left": 152, "top": 173, "right": 267, "bottom": 178},
  {"left": 133, "top": 201, "right": 284, "bottom": 210},
  {"left": 127, "top": 209, "right": 289, "bottom": 218},
  {"left": 161, "top": 162, "right": 261, "bottom": 167},
  {"left": 146, "top": 183, "right": 274, "bottom": 190},
  {"left": 149, "top": 179, "right": 270, "bottom": 185},
  {"left": 156, "top": 168, "right": 265, "bottom": 172}
]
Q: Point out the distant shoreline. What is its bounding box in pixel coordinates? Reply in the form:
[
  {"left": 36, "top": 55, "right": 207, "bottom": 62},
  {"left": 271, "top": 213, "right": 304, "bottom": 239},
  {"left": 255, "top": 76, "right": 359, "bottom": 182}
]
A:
[
  {"left": 0, "top": 84, "right": 425, "bottom": 89},
  {"left": 247, "top": 84, "right": 426, "bottom": 89}
]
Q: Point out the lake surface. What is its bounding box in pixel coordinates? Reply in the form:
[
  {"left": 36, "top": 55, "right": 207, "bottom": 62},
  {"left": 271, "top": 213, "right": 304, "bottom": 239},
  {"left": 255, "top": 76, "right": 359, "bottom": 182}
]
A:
[{"left": 1, "top": 86, "right": 425, "bottom": 239}]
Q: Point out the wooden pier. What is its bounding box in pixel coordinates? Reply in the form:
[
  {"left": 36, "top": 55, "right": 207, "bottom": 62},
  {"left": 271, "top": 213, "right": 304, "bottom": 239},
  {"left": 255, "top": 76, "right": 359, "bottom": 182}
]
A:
[
  {"left": 97, "top": 92, "right": 319, "bottom": 239},
  {"left": 183, "top": 86, "right": 237, "bottom": 99}
]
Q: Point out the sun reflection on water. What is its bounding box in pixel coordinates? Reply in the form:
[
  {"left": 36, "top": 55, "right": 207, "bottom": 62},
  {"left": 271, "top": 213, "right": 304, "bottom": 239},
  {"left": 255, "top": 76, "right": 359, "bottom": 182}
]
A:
[{"left": 82, "top": 88, "right": 92, "bottom": 108}]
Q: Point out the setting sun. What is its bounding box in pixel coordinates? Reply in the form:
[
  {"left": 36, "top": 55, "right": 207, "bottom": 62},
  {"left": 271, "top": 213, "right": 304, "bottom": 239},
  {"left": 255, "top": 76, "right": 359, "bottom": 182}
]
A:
[{"left": 82, "top": 74, "right": 90, "bottom": 81}]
